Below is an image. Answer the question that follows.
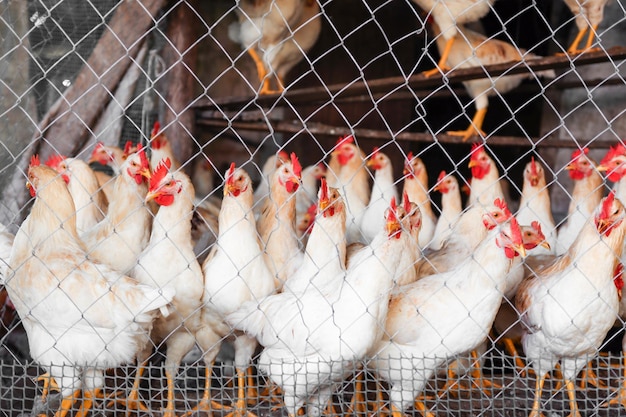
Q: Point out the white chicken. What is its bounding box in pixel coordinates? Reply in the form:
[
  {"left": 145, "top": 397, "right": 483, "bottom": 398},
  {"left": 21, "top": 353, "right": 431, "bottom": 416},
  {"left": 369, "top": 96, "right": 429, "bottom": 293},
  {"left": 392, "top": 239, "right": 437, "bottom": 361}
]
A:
[
  {"left": 402, "top": 152, "right": 437, "bottom": 248},
  {"left": 296, "top": 162, "right": 326, "bottom": 218},
  {"left": 257, "top": 152, "right": 303, "bottom": 290},
  {"left": 253, "top": 151, "right": 289, "bottom": 213},
  {"left": 556, "top": 148, "right": 603, "bottom": 255},
  {"left": 562, "top": 0, "right": 611, "bottom": 54},
  {"left": 229, "top": 196, "right": 408, "bottom": 417},
  {"left": 202, "top": 163, "right": 275, "bottom": 417},
  {"left": 230, "top": 0, "right": 322, "bottom": 94},
  {"left": 431, "top": 22, "right": 555, "bottom": 140},
  {"left": 467, "top": 143, "right": 505, "bottom": 209},
  {"left": 121, "top": 158, "right": 221, "bottom": 417},
  {"left": 517, "top": 191, "right": 626, "bottom": 417},
  {"left": 81, "top": 146, "right": 152, "bottom": 274},
  {"left": 6, "top": 156, "right": 173, "bottom": 417},
  {"left": 369, "top": 215, "right": 525, "bottom": 413},
  {"left": 360, "top": 147, "right": 399, "bottom": 244},
  {"left": 283, "top": 177, "right": 346, "bottom": 295},
  {"left": 46, "top": 155, "right": 108, "bottom": 235},
  {"left": 413, "top": 0, "right": 496, "bottom": 77},
  {"left": 327, "top": 135, "right": 370, "bottom": 244},
  {"left": 430, "top": 170, "right": 463, "bottom": 250},
  {"left": 515, "top": 157, "right": 557, "bottom": 256}
]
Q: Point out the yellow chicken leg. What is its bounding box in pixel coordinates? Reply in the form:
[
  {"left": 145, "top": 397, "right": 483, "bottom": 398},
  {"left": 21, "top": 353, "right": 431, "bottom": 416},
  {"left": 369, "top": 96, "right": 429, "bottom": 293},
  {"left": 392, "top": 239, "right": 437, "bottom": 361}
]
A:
[
  {"left": 529, "top": 374, "right": 546, "bottom": 417},
  {"left": 224, "top": 368, "right": 257, "bottom": 417},
  {"left": 107, "top": 361, "right": 150, "bottom": 414},
  {"left": 422, "top": 36, "right": 454, "bottom": 78},
  {"left": 501, "top": 337, "right": 531, "bottom": 377},
  {"left": 468, "top": 350, "right": 501, "bottom": 396},
  {"left": 75, "top": 388, "right": 102, "bottom": 417},
  {"left": 246, "top": 366, "right": 259, "bottom": 406},
  {"left": 181, "top": 363, "right": 229, "bottom": 417},
  {"left": 346, "top": 370, "right": 368, "bottom": 417},
  {"left": 447, "top": 108, "right": 487, "bottom": 141},
  {"left": 564, "top": 379, "right": 582, "bottom": 417},
  {"left": 52, "top": 389, "right": 82, "bottom": 417}
]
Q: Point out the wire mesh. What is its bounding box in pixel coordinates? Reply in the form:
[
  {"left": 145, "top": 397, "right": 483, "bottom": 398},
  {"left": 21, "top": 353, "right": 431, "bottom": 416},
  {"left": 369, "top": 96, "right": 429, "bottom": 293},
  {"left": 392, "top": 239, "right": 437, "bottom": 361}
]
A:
[{"left": 1, "top": 0, "right": 626, "bottom": 416}]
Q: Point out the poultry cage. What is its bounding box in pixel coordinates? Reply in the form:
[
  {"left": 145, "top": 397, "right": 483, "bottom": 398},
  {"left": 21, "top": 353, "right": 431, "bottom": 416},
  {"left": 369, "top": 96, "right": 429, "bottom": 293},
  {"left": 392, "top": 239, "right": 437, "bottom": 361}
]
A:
[{"left": 1, "top": 0, "right": 626, "bottom": 416}]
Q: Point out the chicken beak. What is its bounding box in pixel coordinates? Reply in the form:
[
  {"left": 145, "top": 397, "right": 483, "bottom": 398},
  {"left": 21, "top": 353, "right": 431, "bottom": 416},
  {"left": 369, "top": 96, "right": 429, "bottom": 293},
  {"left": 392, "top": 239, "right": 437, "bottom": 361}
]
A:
[
  {"left": 564, "top": 163, "right": 575, "bottom": 171},
  {"left": 140, "top": 167, "right": 152, "bottom": 179},
  {"left": 596, "top": 164, "right": 608, "bottom": 172},
  {"left": 145, "top": 189, "right": 160, "bottom": 203},
  {"left": 468, "top": 160, "right": 479, "bottom": 169},
  {"left": 596, "top": 218, "right": 610, "bottom": 235},
  {"left": 319, "top": 197, "right": 329, "bottom": 212},
  {"left": 514, "top": 243, "right": 527, "bottom": 258},
  {"left": 540, "top": 241, "right": 551, "bottom": 250},
  {"left": 386, "top": 219, "right": 402, "bottom": 238}
]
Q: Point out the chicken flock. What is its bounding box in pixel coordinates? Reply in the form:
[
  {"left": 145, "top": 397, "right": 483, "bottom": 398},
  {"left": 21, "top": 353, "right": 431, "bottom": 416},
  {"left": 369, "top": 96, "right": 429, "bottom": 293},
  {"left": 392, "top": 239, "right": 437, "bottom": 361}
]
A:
[
  {"left": 0, "top": 0, "right": 621, "bottom": 416},
  {"left": 1, "top": 123, "right": 626, "bottom": 417}
]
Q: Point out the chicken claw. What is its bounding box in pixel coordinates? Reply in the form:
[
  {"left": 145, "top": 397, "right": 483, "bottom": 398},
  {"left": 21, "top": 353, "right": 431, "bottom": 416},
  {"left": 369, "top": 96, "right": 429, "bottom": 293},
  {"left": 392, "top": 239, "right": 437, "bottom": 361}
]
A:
[
  {"left": 447, "top": 108, "right": 487, "bottom": 142},
  {"left": 37, "top": 373, "right": 60, "bottom": 402}
]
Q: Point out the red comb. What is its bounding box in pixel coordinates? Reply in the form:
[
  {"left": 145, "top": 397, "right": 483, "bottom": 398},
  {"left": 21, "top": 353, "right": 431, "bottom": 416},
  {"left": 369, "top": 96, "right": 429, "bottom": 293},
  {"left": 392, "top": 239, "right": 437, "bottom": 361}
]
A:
[
  {"left": 123, "top": 141, "right": 136, "bottom": 157},
  {"left": 226, "top": 162, "right": 236, "bottom": 185},
  {"left": 531, "top": 220, "right": 545, "bottom": 239},
  {"left": 470, "top": 143, "right": 484, "bottom": 158},
  {"left": 151, "top": 121, "right": 161, "bottom": 138},
  {"left": 403, "top": 191, "right": 411, "bottom": 213},
  {"left": 387, "top": 196, "right": 398, "bottom": 223},
  {"left": 336, "top": 135, "right": 354, "bottom": 147},
  {"left": 136, "top": 144, "right": 149, "bottom": 170},
  {"left": 406, "top": 151, "right": 414, "bottom": 163},
  {"left": 601, "top": 144, "right": 626, "bottom": 166},
  {"left": 510, "top": 217, "right": 523, "bottom": 246},
  {"left": 277, "top": 150, "right": 289, "bottom": 162},
  {"left": 371, "top": 147, "right": 380, "bottom": 158},
  {"left": 600, "top": 190, "right": 616, "bottom": 221},
  {"left": 290, "top": 153, "right": 302, "bottom": 178},
  {"left": 437, "top": 170, "right": 446, "bottom": 183},
  {"left": 44, "top": 154, "right": 66, "bottom": 169},
  {"left": 320, "top": 177, "right": 329, "bottom": 202},
  {"left": 530, "top": 157, "right": 538, "bottom": 176},
  {"left": 494, "top": 198, "right": 512, "bottom": 219},
  {"left": 149, "top": 158, "right": 171, "bottom": 192},
  {"left": 30, "top": 155, "right": 40, "bottom": 167},
  {"left": 571, "top": 148, "right": 589, "bottom": 160}
]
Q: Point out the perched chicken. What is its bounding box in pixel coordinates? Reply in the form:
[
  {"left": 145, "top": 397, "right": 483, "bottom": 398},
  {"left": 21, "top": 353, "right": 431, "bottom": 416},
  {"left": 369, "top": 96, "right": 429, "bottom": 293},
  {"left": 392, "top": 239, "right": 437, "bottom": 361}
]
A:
[
  {"left": 360, "top": 147, "right": 399, "bottom": 244},
  {"left": 257, "top": 152, "right": 303, "bottom": 290},
  {"left": 202, "top": 163, "right": 275, "bottom": 417},
  {"left": 516, "top": 157, "right": 556, "bottom": 256},
  {"left": 46, "top": 155, "right": 108, "bottom": 235},
  {"left": 81, "top": 145, "right": 152, "bottom": 274},
  {"left": 562, "top": 0, "right": 610, "bottom": 54},
  {"left": 296, "top": 162, "right": 326, "bottom": 218},
  {"left": 556, "top": 148, "right": 603, "bottom": 255},
  {"left": 413, "top": 0, "right": 496, "bottom": 77},
  {"left": 517, "top": 191, "right": 626, "bottom": 417},
  {"left": 370, "top": 216, "right": 525, "bottom": 413},
  {"left": 327, "top": 135, "right": 370, "bottom": 244},
  {"left": 467, "top": 143, "right": 506, "bottom": 209},
  {"left": 416, "top": 198, "right": 512, "bottom": 277},
  {"left": 431, "top": 171, "right": 463, "bottom": 250},
  {"left": 402, "top": 152, "right": 437, "bottom": 248},
  {"left": 6, "top": 157, "right": 173, "bottom": 417},
  {"left": 431, "top": 22, "right": 555, "bottom": 140},
  {"left": 149, "top": 121, "right": 180, "bottom": 171},
  {"left": 230, "top": 0, "right": 322, "bottom": 94},
  {"left": 122, "top": 159, "right": 221, "bottom": 417},
  {"left": 229, "top": 197, "right": 408, "bottom": 417}
]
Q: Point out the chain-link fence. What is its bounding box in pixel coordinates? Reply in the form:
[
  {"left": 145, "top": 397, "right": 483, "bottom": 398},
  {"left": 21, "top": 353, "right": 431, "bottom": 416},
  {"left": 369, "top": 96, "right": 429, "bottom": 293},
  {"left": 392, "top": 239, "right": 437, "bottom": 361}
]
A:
[{"left": 1, "top": 0, "right": 626, "bottom": 416}]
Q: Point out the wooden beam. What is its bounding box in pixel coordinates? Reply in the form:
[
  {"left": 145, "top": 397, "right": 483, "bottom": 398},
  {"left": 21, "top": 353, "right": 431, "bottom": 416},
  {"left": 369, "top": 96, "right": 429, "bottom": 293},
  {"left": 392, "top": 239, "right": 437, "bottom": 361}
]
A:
[
  {"left": 194, "top": 46, "right": 626, "bottom": 110},
  {"left": 197, "top": 118, "right": 613, "bottom": 149}
]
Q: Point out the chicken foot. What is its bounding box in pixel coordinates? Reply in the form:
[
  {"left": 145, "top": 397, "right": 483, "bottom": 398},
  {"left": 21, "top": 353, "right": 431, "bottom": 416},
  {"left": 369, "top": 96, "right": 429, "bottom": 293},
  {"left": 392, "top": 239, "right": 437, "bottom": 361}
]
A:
[
  {"left": 528, "top": 374, "right": 546, "bottom": 417},
  {"left": 107, "top": 361, "right": 150, "bottom": 415},
  {"left": 602, "top": 356, "right": 626, "bottom": 410},
  {"left": 75, "top": 388, "right": 102, "bottom": 417},
  {"left": 345, "top": 370, "right": 368, "bottom": 417},
  {"left": 567, "top": 24, "right": 600, "bottom": 55},
  {"left": 224, "top": 368, "right": 257, "bottom": 417},
  {"left": 564, "top": 379, "right": 582, "bottom": 417},
  {"left": 422, "top": 37, "right": 453, "bottom": 78},
  {"left": 246, "top": 48, "right": 282, "bottom": 95},
  {"left": 500, "top": 337, "right": 532, "bottom": 377},
  {"left": 181, "top": 363, "right": 229, "bottom": 417},
  {"left": 37, "top": 373, "right": 60, "bottom": 402},
  {"left": 447, "top": 108, "right": 487, "bottom": 142},
  {"left": 437, "top": 350, "right": 501, "bottom": 398}
]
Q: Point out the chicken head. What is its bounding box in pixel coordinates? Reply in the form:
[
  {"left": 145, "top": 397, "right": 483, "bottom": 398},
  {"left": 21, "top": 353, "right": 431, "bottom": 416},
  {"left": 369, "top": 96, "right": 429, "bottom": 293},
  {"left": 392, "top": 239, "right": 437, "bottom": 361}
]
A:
[
  {"left": 598, "top": 144, "right": 626, "bottom": 182},
  {"left": 566, "top": 148, "right": 595, "bottom": 180},
  {"left": 595, "top": 191, "right": 625, "bottom": 237},
  {"left": 468, "top": 143, "right": 493, "bottom": 180},
  {"left": 495, "top": 217, "right": 526, "bottom": 259},
  {"left": 125, "top": 144, "right": 151, "bottom": 185},
  {"left": 332, "top": 135, "right": 357, "bottom": 166},
  {"left": 146, "top": 158, "right": 182, "bottom": 207}
]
